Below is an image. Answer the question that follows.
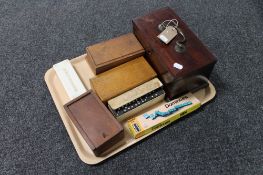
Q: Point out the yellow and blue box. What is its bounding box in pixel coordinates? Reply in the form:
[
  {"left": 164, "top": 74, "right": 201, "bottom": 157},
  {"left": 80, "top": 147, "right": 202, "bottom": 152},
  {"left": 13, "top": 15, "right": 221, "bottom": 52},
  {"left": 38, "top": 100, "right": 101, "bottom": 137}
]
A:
[{"left": 127, "top": 93, "right": 201, "bottom": 139}]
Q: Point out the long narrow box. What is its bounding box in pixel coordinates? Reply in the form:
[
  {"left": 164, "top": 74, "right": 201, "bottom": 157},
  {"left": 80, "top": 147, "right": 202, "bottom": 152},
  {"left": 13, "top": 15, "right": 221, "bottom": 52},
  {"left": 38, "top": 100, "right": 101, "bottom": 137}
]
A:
[
  {"left": 53, "top": 59, "right": 86, "bottom": 100},
  {"left": 133, "top": 7, "right": 217, "bottom": 100},
  {"left": 86, "top": 33, "right": 145, "bottom": 74},
  {"left": 64, "top": 91, "right": 124, "bottom": 156},
  {"left": 90, "top": 56, "right": 157, "bottom": 103},
  {"left": 108, "top": 78, "right": 165, "bottom": 121},
  {"left": 128, "top": 93, "right": 201, "bottom": 139}
]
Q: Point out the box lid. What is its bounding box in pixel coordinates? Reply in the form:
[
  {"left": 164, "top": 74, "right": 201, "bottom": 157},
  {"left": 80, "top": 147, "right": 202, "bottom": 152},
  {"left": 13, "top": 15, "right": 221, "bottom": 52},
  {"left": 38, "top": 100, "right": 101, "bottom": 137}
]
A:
[
  {"left": 90, "top": 56, "right": 157, "bottom": 102},
  {"left": 87, "top": 33, "right": 144, "bottom": 67},
  {"left": 64, "top": 91, "right": 124, "bottom": 155}
]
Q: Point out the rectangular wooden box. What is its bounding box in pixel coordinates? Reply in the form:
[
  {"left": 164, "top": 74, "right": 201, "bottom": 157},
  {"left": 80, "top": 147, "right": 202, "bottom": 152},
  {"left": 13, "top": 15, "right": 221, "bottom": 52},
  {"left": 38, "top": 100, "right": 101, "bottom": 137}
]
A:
[
  {"left": 133, "top": 7, "right": 217, "bottom": 100},
  {"left": 86, "top": 33, "right": 145, "bottom": 75},
  {"left": 64, "top": 91, "right": 124, "bottom": 156},
  {"left": 90, "top": 56, "right": 157, "bottom": 103}
]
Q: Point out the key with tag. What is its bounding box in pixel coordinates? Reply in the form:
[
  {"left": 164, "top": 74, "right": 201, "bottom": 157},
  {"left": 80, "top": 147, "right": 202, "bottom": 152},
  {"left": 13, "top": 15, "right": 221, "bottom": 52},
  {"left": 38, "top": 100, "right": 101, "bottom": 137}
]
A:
[{"left": 157, "top": 26, "right": 178, "bottom": 44}]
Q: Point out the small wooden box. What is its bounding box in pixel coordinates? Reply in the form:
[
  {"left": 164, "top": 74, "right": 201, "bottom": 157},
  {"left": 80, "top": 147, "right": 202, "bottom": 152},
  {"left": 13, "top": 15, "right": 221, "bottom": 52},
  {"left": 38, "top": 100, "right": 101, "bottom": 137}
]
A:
[
  {"left": 86, "top": 33, "right": 145, "bottom": 75},
  {"left": 133, "top": 7, "right": 217, "bottom": 100},
  {"left": 90, "top": 57, "right": 157, "bottom": 103},
  {"left": 64, "top": 91, "right": 124, "bottom": 156}
]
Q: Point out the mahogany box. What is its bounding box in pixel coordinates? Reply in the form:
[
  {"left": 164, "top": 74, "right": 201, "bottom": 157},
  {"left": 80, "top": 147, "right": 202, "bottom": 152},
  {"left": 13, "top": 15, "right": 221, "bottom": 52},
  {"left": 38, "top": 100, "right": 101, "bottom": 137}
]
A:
[
  {"left": 133, "top": 7, "right": 217, "bottom": 100},
  {"left": 64, "top": 91, "right": 124, "bottom": 156},
  {"left": 86, "top": 33, "right": 145, "bottom": 75}
]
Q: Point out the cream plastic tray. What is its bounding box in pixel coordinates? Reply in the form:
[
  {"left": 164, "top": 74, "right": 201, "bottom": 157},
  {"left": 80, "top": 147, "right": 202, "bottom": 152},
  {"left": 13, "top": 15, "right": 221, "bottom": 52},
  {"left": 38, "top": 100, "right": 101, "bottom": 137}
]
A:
[{"left": 44, "top": 54, "right": 216, "bottom": 165}]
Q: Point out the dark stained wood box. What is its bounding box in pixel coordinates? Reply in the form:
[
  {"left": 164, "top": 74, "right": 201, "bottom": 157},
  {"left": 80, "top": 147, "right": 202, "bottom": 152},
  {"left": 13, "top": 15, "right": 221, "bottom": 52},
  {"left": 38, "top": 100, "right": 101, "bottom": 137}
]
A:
[
  {"left": 133, "top": 7, "right": 217, "bottom": 100},
  {"left": 64, "top": 91, "right": 124, "bottom": 156}
]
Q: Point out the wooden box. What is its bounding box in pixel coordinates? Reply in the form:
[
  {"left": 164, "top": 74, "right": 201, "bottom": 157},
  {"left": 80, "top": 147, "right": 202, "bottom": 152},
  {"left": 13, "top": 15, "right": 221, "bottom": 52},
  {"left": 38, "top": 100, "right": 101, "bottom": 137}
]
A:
[
  {"left": 86, "top": 33, "right": 145, "bottom": 75},
  {"left": 133, "top": 7, "right": 217, "bottom": 100},
  {"left": 90, "top": 56, "right": 157, "bottom": 103},
  {"left": 64, "top": 91, "right": 124, "bottom": 156}
]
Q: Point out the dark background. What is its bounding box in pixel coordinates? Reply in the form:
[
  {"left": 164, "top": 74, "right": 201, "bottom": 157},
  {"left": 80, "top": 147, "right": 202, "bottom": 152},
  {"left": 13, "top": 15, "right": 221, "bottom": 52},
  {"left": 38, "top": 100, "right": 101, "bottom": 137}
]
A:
[{"left": 1, "top": 0, "right": 262, "bottom": 174}]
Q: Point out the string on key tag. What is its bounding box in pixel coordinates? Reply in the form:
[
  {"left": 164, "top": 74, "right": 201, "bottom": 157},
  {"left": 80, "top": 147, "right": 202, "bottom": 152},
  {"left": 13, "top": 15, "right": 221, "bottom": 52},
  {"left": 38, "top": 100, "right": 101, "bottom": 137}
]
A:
[{"left": 158, "top": 19, "right": 179, "bottom": 32}]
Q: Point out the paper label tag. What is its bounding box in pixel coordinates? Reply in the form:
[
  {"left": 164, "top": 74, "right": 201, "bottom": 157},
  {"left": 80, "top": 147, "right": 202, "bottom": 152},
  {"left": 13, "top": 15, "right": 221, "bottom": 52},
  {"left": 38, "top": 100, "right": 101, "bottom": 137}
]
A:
[
  {"left": 157, "top": 26, "right": 178, "bottom": 44},
  {"left": 53, "top": 59, "right": 86, "bottom": 100}
]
